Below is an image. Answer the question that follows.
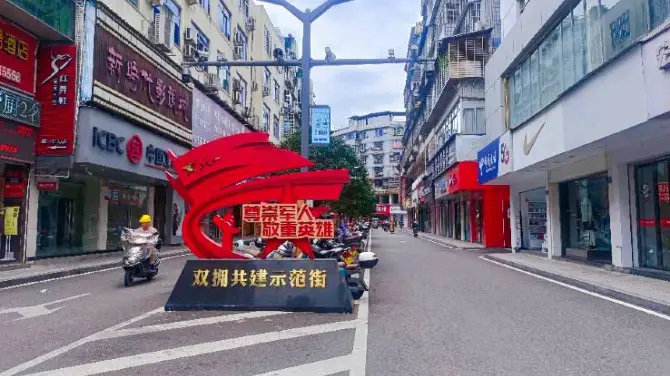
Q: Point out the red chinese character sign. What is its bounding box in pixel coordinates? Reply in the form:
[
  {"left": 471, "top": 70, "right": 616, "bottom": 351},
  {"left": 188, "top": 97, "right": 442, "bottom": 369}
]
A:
[{"left": 166, "top": 132, "right": 350, "bottom": 260}]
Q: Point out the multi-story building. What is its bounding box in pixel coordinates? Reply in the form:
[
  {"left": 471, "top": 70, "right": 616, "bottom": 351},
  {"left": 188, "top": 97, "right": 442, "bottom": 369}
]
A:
[
  {"left": 333, "top": 111, "right": 405, "bottom": 207},
  {"left": 0, "top": 0, "right": 305, "bottom": 263},
  {"left": 400, "top": 0, "right": 510, "bottom": 247},
  {"left": 479, "top": 0, "right": 670, "bottom": 273}
]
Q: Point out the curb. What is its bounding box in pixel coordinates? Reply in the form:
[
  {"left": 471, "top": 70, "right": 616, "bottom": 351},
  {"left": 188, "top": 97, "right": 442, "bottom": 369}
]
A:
[
  {"left": 0, "top": 250, "right": 191, "bottom": 289},
  {"left": 482, "top": 254, "right": 670, "bottom": 316},
  {"left": 402, "top": 229, "right": 486, "bottom": 250}
]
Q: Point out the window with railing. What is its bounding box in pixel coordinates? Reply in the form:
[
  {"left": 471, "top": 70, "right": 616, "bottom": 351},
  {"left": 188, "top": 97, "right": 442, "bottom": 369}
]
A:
[
  {"left": 373, "top": 154, "right": 384, "bottom": 164},
  {"left": 10, "top": 0, "right": 75, "bottom": 38},
  {"left": 508, "top": 0, "right": 650, "bottom": 129}
]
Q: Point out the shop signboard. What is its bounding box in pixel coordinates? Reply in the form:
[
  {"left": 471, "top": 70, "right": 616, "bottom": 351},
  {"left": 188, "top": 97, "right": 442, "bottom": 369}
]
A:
[
  {"left": 0, "top": 119, "right": 36, "bottom": 163},
  {"left": 477, "top": 131, "right": 512, "bottom": 184},
  {"left": 311, "top": 105, "right": 331, "bottom": 145},
  {"left": 3, "top": 166, "right": 27, "bottom": 199},
  {"left": 191, "top": 88, "right": 248, "bottom": 146},
  {"left": 375, "top": 204, "right": 391, "bottom": 215},
  {"left": 0, "top": 88, "right": 41, "bottom": 127},
  {"left": 75, "top": 108, "right": 189, "bottom": 181},
  {"left": 3, "top": 206, "right": 20, "bottom": 236},
  {"left": 0, "top": 17, "right": 38, "bottom": 95},
  {"left": 35, "top": 44, "right": 78, "bottom": 156},
  {"left": 93, "top": 25, "right": 191, "bottom": 129},
  {"left": 434, "top": 174, "right": 448, "bottom": 200}
]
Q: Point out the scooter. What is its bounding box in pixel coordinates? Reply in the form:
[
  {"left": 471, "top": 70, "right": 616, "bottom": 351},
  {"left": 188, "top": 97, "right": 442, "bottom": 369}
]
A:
[
  {"left": 120, "top": 227, "right": 162, "bottom": 287},
  {"left": 413, "top": 228, "right": 419, "bottom": 238}
]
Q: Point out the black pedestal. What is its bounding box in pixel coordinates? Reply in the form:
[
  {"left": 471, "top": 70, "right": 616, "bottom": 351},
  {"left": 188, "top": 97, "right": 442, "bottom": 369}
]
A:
[{"left": 165, "top": 259, "right": 354, "bottom": 313}]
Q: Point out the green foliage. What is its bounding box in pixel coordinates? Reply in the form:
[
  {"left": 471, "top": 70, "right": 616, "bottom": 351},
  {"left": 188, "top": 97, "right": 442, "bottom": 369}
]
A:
[{"left": 279, "top": 131, "right": 377, "bottom": 218}]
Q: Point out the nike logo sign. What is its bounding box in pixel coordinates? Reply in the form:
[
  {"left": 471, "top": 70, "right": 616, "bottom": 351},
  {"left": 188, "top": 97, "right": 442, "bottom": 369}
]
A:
[{"left": 523, "top": 122, "right": 546, "bottom": 155}]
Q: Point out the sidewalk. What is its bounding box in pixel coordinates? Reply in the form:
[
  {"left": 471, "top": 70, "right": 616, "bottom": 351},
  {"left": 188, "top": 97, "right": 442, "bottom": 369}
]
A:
[
  {"left": 401, "top": 228, "right": 485, "bottom": 249},
  {"left": 484, "top": 252, "right": 670, "bottom": 315},
  {"left": 0, "top": 246, "right": 190, "bottom": 289}
]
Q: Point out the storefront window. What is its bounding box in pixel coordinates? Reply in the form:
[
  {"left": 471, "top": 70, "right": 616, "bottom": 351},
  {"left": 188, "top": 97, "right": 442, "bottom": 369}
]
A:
[
  {"left": 106, "top": 183, "right": 148, "bottom": 250},
  {"left": 37, "top": 182, "right": 85, "bottom": 257},
  {"left": 635, "top": 160, "right": 670, "bottom": 270},
  {"left": 559, "top": 174, "right": 611, "bottom": 259}
]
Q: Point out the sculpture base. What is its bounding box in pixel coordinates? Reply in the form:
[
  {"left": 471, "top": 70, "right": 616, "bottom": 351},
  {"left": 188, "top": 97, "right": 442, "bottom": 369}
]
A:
[{"left": 165, "top": 259, "right": 354, "bottom": 313}]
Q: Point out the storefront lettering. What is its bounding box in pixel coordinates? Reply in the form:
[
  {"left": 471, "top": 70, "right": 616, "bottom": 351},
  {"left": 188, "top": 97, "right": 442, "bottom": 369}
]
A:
[
  {"left": 145, "top": 144, "right": 171, "bottom": 169},
  {"left": 92, "top": 126, "right": 125, "bottom": 155},
  {"left": 0, "top": 18, "right": 37, "bottom": 94},
  {"left": 0, "top": 89, "right": 41, "bottom": 127}
]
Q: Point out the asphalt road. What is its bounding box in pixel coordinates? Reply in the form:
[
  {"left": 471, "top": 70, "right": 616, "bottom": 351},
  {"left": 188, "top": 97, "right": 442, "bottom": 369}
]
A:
[{"left": 0, "top": 230, "right": 669, "bottom": 376}]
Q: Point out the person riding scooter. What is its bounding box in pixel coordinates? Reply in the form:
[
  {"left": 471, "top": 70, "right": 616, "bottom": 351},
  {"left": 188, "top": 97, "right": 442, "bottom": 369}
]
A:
[
  {"left": 137, "top": 214, "right": 159, "bottom": 271},
  {"left": 412, "top": 220, "right": 419, "bottom": 238}
]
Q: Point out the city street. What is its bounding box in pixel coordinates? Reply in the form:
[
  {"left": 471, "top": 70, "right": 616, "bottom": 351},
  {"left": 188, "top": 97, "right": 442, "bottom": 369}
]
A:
[{"left": 1, "top": 230, "right": 669, "bottom": 375}]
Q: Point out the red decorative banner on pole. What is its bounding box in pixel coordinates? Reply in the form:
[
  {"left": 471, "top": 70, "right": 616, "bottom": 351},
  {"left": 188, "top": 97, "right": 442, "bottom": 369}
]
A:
[
  {"left": 0, "top": 17, "right": 38, "bottom": 95},
  {"left": 35, "top": 44, "right": 77, "bottom": 156}
]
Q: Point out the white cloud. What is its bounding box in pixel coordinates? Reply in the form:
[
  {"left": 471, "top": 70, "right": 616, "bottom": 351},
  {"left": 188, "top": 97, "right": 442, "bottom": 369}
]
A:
[{"left": 258, "top": 0, "right": 420, "bottom": 128}]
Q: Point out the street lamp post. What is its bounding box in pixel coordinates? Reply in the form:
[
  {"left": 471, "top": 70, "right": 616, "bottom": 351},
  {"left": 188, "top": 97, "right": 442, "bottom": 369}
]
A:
[{"left": 182, "top": 0, "right": 431, "bottom": 170}]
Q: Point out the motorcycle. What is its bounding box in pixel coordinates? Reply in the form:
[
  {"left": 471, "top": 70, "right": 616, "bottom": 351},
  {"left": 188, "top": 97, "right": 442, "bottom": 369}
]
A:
[
  {"left": 413, "top": 228, "right": 419, "bottom": 238},
  {"left": 233, "top": 237, "right": 265, "bottom": 258},
  {"left": 120, "top": 227, "right": 162, "bottom": 287}
]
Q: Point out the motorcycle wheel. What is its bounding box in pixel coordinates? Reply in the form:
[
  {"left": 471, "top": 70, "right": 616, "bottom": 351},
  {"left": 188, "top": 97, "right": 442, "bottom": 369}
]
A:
[
  {"left": 350, "top": 287, "right": 365, "bottom": 300},
  {"left": 124, "top": 270, "right": 134, "bottom": 287}
]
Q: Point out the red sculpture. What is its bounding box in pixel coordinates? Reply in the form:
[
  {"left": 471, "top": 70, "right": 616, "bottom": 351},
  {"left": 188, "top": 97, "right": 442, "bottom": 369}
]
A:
[{"left": 166, "top": 133, "right": 350, "bottom": 259}]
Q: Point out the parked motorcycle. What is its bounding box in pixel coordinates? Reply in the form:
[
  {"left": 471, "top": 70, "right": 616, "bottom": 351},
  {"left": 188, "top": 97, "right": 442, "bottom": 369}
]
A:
[{"left": 120, "top": 227, "right": 162, "bottom": 287}]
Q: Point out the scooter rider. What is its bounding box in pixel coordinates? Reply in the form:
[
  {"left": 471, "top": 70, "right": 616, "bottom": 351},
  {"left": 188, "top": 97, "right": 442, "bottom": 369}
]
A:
[
  {"left": 412, "top": 220, "right": 419, "bottom": 233},
  {"left": 137, "top": 215, "right": 159, "bottom": 271}
]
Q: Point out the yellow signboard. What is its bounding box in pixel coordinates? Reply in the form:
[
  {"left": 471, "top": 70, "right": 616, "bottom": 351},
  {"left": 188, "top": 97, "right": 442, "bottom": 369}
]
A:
[{"left": 3, "top": 206, "right": 20, "bottom": 236}]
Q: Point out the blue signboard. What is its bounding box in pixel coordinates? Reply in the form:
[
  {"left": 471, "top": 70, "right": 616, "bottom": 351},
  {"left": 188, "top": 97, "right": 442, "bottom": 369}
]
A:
[
  {"left": 311, "top": 105, "right": 331, "bottom": 145},
  {"left": 477, "top": 137, "right": 499, "bottom": 184}
]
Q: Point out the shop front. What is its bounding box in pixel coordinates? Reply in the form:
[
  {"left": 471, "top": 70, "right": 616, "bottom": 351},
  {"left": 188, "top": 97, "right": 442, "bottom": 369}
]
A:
[
  {"left": 437, "top": 161, "right": 510, "bottom": 247},
  {"left": 33, "top": 107, "right": 189, "bottom": 258}
]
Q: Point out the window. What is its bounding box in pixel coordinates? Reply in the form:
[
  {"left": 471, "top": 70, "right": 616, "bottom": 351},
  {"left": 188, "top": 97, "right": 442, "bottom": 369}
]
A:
[
  {"left": 239, "top": 0, "right": 249, "bottom": 17},
  {"left": 199, "top": 0, "right": 210, "bottom": 14},
  {"left": 264, "top": 27, "right": 272, "bottom": 56},
  {"left": 264, "top": 68, "right": 271, "bottom": 89},
  {"left": 373, "top": 141, "right": 384, "bottom": 150},
  {"left": 236, "top": 27, "right": 248, "bottom": 60},
  {"left": 239, "top": 75, "right": 248, "bottom": 107},
  {"left": 373, "top": 154, "right": 384, "bottom": 164},
  {"left": 161, "top": 0, "right": 181, "bottom": 47},
  {"left": 262, "top": 105, "right": 271, "bottom": 131},
  {"left": 217, "top": 51, "right": 230, "bottom": 91},
  {"left": 217, "top": 1, "right": 231, "bottom": 39},
  {"left": 273, "top": 115, "right": 280, "bottom": 138},
  {"left": 507, "top": 0, "right": 650, "bottom": 129},
  {"left": 375, "top": 128, "right": 384, "bottom": 137},
  {"left": 274, "top": 79, "right": 280, "bottom": 103},
  {"left": 191, "top": 23, "right": 210, "bottom": 54}
]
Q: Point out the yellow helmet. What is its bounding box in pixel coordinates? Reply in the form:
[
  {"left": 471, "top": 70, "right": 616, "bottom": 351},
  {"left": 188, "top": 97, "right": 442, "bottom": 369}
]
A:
[{"left": 139, "top": 214, "right": 152, "bottom": 224}]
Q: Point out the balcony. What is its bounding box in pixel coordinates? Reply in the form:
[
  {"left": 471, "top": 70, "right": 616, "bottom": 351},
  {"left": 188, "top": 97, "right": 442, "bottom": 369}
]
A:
[{"left": 2, "top": 0, "right": 75, "bottom": 41}]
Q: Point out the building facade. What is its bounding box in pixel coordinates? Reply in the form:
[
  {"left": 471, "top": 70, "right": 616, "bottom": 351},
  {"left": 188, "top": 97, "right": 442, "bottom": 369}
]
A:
[
  {"left": 0, "top": 0, "right": 78, "bottom": 262},
  {"left": 400, "top": 0, "right": 510, "bottom": 247},
  {"left": 480, "top": 0, "right": 670, "bottom": 272},
  {"left": 333, "top": 111, "right": 405, "bottom": 218}
]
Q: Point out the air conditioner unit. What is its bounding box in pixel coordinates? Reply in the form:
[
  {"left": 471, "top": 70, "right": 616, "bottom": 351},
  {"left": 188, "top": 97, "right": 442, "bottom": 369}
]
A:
[
  {"left": 217, "top": 52, "right": 227, "bottom": 61},
  {"left": 183, "top": 44, "right": 196, "bottom": 61},
  {"left": 184, "top": 27, "right": 195, "bottom": 44},
  {"left": 150, "top": 12, "right": 171, "bottom": 52},
  {"left": 185, "top": 0, "right": 198, "bottom": 5},
  {"left": 245, "top": 17, "right": 256, "bottom": 32},
  {"left": 148, "top": 0, "right": 163, "bottom": 6},
  {"left": 233, "top": 78, "right": 241, "bottom": 91},
  {"left": 204, "top": 73, "right": 221, "bottom": 92},
  {"left": 262, "top": 86, "right": 270, "bottom": 97},
  {"left": 250, "top": 81, "right": 258, "bottom": 92},
  {"left": 284, "top": 93, "right": 291, "bottom": 103}
]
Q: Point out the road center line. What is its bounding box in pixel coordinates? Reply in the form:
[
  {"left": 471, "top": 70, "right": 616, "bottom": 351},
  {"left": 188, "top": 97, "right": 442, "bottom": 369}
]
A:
[
  {"left": 99, "top": 311, "right": 290, "bottom": 340},
  {"left": 479, "top": 256, "right": 670, "bottom": 322},
  {"left": 22, "top": 319, "right": 361, "bottom": 376}
]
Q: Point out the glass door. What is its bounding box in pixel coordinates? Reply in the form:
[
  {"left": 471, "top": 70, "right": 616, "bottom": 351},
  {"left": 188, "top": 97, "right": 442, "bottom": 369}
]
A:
[{"left": 636, "top": 160, "right": 670, "bottom": 270}]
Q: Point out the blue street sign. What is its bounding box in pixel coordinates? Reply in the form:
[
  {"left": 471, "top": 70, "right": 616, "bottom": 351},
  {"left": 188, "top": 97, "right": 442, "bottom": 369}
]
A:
[
  {"left": 477, "top": 137, "right": 499, "bottom": 184},
  {"left": 311, "top": 105, "right": 331, "bottom": 145}
]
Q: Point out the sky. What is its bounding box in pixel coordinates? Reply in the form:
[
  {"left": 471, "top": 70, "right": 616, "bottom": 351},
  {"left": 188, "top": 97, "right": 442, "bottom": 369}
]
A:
[{"left": 259, "top": 0, "right": 420, "bottom": 129}]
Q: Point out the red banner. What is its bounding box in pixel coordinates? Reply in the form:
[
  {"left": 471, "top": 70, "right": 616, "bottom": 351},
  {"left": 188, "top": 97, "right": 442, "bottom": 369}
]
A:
[
  {"left": 375, "top": 204, "right": 390, "bottom": 215},
  {"left": 35, "top": 45, "right": 77, "bottom": 156},
  {"left": 0, "top": 17, "right": 38, "bottom": 94}
]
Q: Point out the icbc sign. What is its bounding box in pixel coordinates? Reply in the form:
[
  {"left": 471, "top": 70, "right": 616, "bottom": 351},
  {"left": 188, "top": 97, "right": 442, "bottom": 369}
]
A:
[
  {"left": 0, "top": 17, "right": 38, "bottom": 94},
  {"left": 91, "top": 126, "right": 172, "bottom": 170}
]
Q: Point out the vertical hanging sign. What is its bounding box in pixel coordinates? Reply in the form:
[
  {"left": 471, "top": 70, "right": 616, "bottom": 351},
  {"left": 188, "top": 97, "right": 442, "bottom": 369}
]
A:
[{"left": 311, "top": 105, "right": 331, "bottom": 145}]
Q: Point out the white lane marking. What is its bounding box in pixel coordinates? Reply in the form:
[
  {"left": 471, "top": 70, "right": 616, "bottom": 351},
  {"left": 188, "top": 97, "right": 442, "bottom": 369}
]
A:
[
  {"left": 0, "top": 308, "right": 163, "bottom": 376},
  {"left": 480, "top": 256, "right": 670, "bottom": 322},
  {"left": 99, "top": 311, "right": 290, "bottom": 340},
  {"left": 0, "top": 293, "right": 91, "bottom": 321},
  {"left": 350, "top": 234, "right": 372, "bottom": 376},
  {"left": 22, "top": 320, "right": 361, "bottom": 376},
  {"left": 251, "top": 355, "right": 352, "bottom": 376},
  {"left": 0, "top": 253, "right": 189, "bottom": 291}
]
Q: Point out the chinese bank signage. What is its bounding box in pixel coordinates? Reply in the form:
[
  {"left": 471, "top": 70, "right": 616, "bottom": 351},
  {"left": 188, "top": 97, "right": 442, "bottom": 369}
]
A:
[
  {"left": 92, "top": 25, "right": 191, "bottom": 129},
  {"left": 75, "top": 108, "right": 188, "bottom": 180},
  {"left": 311, "top": 105, "right": 331, "bottom": 145},
  {"left": 0, "top": 17, "right": 38, "bottom": 95},
  {"left": 477, "top": 131, "right": 512, "bottom": 185},
  {"left": 191, "top": 88, "right": 248, "bottom": 146}
]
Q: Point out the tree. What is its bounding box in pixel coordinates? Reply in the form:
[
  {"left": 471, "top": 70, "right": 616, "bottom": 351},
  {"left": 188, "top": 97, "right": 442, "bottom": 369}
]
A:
[{"left": 279, "top": 131, "right": 377, "bottom": 218}]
